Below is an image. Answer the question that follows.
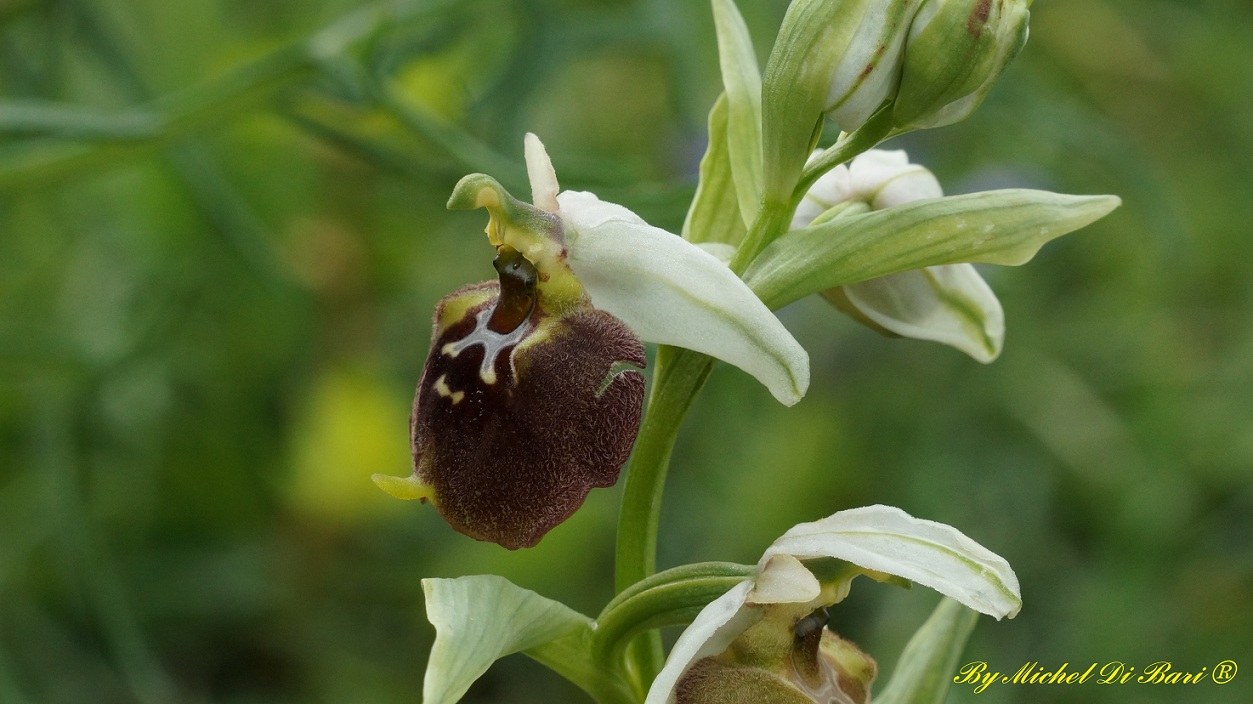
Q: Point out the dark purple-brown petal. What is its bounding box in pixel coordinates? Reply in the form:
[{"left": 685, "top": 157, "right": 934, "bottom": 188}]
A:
[{"left": 409, "top": 280, "right": 645, "bottom": 549}]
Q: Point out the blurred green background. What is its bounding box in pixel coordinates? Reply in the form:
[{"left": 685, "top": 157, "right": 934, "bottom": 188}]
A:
[{"left": 1, "top": 0, "right": 1249, "bottom": 702}]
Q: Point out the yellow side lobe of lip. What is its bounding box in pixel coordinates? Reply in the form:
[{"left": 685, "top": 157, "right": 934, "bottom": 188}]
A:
[{"left": 371, "top": 473, "right": 436, "bottom": 503}]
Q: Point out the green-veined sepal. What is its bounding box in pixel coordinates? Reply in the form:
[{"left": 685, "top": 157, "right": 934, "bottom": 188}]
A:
[{"left": 745, "top": 190, "right": 1122, "bottom": 310}]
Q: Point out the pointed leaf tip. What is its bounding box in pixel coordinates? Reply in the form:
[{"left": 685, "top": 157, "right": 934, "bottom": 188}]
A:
[
  {"left": 874, "top": 598, "right": 981, "bottom": 704},
  {"left": 423, "top": 576, "right": 596, "bottom": 704},
  {"left": 746, "top": 189, "right": 1124, "bottom": 311}
]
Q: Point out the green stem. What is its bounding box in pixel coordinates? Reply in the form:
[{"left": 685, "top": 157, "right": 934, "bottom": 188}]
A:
[
  {"left": 613, "top": 345, "right": 714, "bottom": 690},
  {"left": 728, "top": 197, "right": 793, "bottom": 275},
  {"left": 530, "top": 637, "right": 639, "bottom": 704},
  {"left": 613, "top": 346, "right": 720, "bottom": 592},
  {"left": 729, "top": 106, "right": 897, "bottom": 275},
  {"left": 794, "top": 107, "right": 899, "bottom": 201},
  {"left": 610, "top": 199, "right": 796, "bottom": 691},
  {"left": 609, "top": 84, "right": 898, "bottom": 704}
]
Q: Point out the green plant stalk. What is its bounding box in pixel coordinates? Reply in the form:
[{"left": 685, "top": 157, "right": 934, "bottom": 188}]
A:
[
  {"left": 730, "top": 108, "right": 896, "bottom": 272},
  {"left": 795, "top": 107, "right": 899, "bottom": 200},
  {"left": 611, "top": 111, "right": 896, "bottom": 693},
  {"left": 614, "top": 344, "right": 715, "bottom": 690},
  {"left": 728, "top": 197, "right": 794, "bottom": 274},
  {"left": 529, "top": 634, "right": 640, "bottom": 704},
  {"left": 611, "top": 192, "right": 798, "bottom": 689}
]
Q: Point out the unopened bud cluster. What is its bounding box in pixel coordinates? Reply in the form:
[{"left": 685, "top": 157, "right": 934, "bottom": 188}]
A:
[{"left": 764, "top": 0, "right": 1030, "bottom": 195}]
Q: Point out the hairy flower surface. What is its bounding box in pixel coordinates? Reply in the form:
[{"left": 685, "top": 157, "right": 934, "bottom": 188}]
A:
[{"left": 399, "top": 272, "right": 645, "bottom": 550}]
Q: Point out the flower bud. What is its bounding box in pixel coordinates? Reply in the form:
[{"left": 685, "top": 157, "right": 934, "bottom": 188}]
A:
[
  {"left": 762, "top": 0, "right": 924, "bottom": 198},
  {"left": 892, "top": 0, "right": 1031, "bottom": 130},
  {"left": 676, "top": 605, "right": 877, "bottom": 704},
  {"left": 821, "top": 0, "right": 924, "bottom": 133},
  {"left": 647, "top": 506, "right": 1022, "bottom": 704},
  {"left": 792, "top": 149, "right": 1005, "bottom": 362},
  {"left": 375, "top": 176, "right": 645, "bottom": 550}
]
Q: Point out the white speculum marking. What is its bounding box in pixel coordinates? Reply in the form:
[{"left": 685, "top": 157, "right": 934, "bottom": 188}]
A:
[
  {"left": 432, "top": 374, "right": 465, "bottom": 404},
  {"left": 440, "top": 307, "right": 530, "bottom": 385}
]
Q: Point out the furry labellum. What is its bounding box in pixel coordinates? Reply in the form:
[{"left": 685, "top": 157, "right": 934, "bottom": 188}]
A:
[
  {"left": 375, "top": 133, "right": 811, "bottom": 547},
  {"left": 383, "top": 244, "right": 644, "bottom": 549}
]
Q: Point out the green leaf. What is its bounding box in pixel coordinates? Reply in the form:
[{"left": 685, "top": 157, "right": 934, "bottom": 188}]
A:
[
  {"left": 682, "top": 94, "right": 748, "bottom": 246},
  {"left": 743, "top": 190, "right": 1122, "bottom": 309},
  {"left": 711, "top": 0, "right": 764, "bottom": 225},
  {"left": 874, "top": 598, "right": 980, "bottom": 704},
  {"left": 422, "top": 576, "right": 633, "bottom": 704}
]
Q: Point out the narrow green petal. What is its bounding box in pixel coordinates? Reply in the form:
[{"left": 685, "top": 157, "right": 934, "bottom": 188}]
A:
[
  {"left": 873, "top": 598, "right": 980, "bottom": 704},
  {"left": 744, "top": 190, "right": 1121, "bottom": 309},
  {"left": 682, "top": 94, "right": 748, "bottom": 246}
]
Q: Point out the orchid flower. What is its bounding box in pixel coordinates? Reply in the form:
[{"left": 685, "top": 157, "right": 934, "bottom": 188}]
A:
[
  {"left": 794, "top": 149, "right": 1005, "bottom": 362},
  {"left": 646, "top": 504, "right": 1021, "bottom": 704},
  {"left": 373, "top": 134, "right": 809, "bottom": 548}
]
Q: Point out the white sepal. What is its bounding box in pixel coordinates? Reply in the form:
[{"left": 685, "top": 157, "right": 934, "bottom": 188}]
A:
[
  {"left": 557, "top": 190, "right": 810, "bottom": 405},
  {"left": 793, "top": 150, "right": 1006, "bottom": 360},
  {"left": 644, "top": 504, "right": 1022, "bottom": 704},
  {"left": 761, "top": 504, "right": 1022, "bottom": 619},
  {"left": 643, "top": 580, "right": 757, "bottom": 704},
  {"left": 842, "top": 264, "right": 1005, "bottom": 362},
  {"left": 524, "top": 132, "right": 560, "bottom": 213}
]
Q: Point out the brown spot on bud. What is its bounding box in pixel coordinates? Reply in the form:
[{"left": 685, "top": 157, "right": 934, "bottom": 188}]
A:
[
  {"left": 968, "top": 0, "right": 993, "bottom": 37},
  {"left": 410, "top": 279, "right": 644, "bottom": 549}
]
